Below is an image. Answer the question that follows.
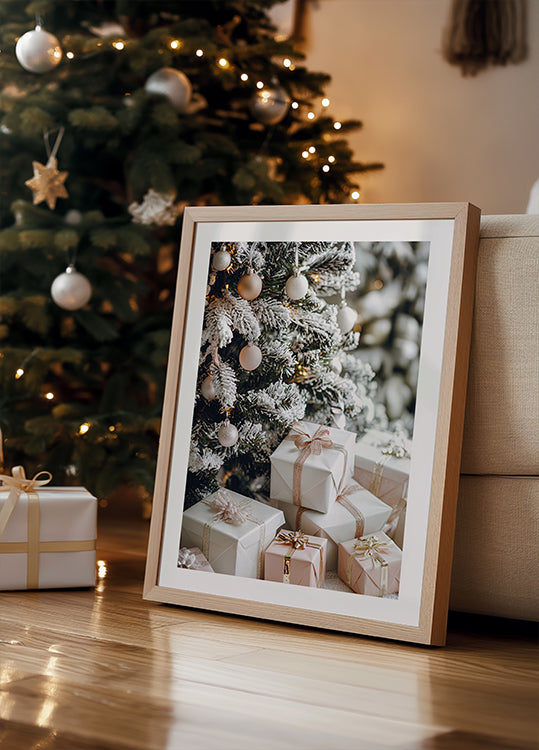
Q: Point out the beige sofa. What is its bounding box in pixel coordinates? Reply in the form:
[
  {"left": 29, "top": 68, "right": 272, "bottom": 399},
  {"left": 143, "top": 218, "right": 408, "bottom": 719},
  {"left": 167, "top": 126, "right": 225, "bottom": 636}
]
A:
[{"left": 450, "top": 214, "right": 539, "bottom": 621}]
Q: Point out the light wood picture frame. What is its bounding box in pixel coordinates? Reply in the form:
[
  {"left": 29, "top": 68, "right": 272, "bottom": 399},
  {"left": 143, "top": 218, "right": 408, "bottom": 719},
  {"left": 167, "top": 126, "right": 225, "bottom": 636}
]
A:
[{"left": 143, "top": 203, "right": 480, "bottom": 646}]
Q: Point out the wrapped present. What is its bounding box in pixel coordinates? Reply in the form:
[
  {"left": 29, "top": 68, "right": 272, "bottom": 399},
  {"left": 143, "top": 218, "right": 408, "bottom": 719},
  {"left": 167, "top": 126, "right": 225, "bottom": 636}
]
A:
[
  {"left": 338, "top": 531, "right": 401, "bottom": 597},
  {"left": 264, "top": 529, "right": 327, "bottom": 587},
  {"left": 278, "top": 479, "right": 392, "bottom": 571},
  {"left": 177, "top": 546, "right": 214, "bottom": 573},
  {"left": 354, "top": 428, "right": 410, "bottom": 548},
  {"left": 180, "top": 489, "right": 284, "bottom": 578},
  {"left": 0, "top": 466, "right": 97, "bottom": 591},
  {"left": 270, "top": 421, "right": 355, "bottom": 513}
]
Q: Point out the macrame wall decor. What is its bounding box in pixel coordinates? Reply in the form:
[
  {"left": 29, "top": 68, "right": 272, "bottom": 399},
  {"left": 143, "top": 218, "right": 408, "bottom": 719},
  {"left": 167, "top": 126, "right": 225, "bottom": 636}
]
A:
[{"left": 442, "top": 0, "right": 527, "bottom": 76}]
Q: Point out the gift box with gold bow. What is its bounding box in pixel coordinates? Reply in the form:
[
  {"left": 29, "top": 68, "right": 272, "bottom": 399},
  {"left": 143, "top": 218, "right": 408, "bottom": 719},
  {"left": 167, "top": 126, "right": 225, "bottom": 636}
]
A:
[
  {"left": 264, "top": 529, "right": 327, "bottom": 587},
  {"left": 0, "top": 466, "right": 97, "bottom": 591},
  {"left": 338, "top": 530, "right": 401, "bottom": 597},
  {"left": 278, "top": 479, "right": 392, "bottom": 571},
  {"left": 354, "top": 429, "right": 411, "bottom": 549},
  {"left": 270, "top": 421, "right": 355, "bottom": 514},
  {"left": 180, "top": 489, "right": 284, "bottom": 578}
]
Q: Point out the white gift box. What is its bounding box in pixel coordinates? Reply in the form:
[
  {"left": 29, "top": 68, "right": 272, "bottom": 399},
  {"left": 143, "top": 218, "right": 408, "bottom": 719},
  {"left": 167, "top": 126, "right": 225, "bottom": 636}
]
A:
[
  {"left": 354, "top": 429, "right": 411, "bottom": 549},
  {"left": 270, "top": 421, "right": 356, "bottom": 513},
  {"left": 0, "top": 485, "right": 97, "bottom": 591},
  {"left": 278, "top": 479, "right": 391, "bottom": 570},
  {"left": 180, "top": 490, "right": 284, "bottom": 578}
]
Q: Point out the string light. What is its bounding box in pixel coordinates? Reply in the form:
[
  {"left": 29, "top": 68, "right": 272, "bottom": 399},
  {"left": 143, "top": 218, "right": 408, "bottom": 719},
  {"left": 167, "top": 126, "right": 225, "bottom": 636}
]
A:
[
  {"left": 78, "top": 423, "right": 90, "bottom": 435},
  {"left": 112, "top": 40, "right": 125, "bottom": 51},
  {"left": 307, "top": 111, "right": 315, "bottom": 120},
  {"left": 256, "top": 80, "right": 264, "bottom": 89},
  {"left": 291, "top": 101, "right": 299, "bottom": 109},
  {"left": 328, "top": 155, "right": 336, "bottom": 163},
  {"left": 66, "top": 51, "right": 74, "bottom": 60},
  {"left": 15, "top": 368, "right": 24, "bottom": 379},
  {"left": 308, "top": 146, "right": 316, "bottom": 154},
  {"left": 169, "top": 39, "right": 181, "bottom": 50},
  {"left": 333, "top": 121, "right": 342, "bottom": 130},
  {"left": 240, "top": 73, "right": 249, "bottom": 81},
  {"left": 322, "top": 165, "right": 330, "bottom": 173},
  {"left": 373, "top": 279, "right": 383, "bottom": 289},
  {"left": 351, "top": 190, "right": 360, "bottom": 200},
  {"left": 322, "top": 97, "right": 330, "bottom": 107},
  {"left": 218, "top": 58, "right": 229, "bottom": 69},
  {"left": 195, "top": 48, "right": 204, "bottom": 57},
  {"left": 301, "top": 150, "right": 309, "bottom": 158},
  {"left": 108, "top": 425, "right": 116, "bottom": 432},
  {"left": 283, "top": 58, "right": 292, "bottom": 68},
  {"left": 45, "top": 392, "right": 54, "bottom": 400}
]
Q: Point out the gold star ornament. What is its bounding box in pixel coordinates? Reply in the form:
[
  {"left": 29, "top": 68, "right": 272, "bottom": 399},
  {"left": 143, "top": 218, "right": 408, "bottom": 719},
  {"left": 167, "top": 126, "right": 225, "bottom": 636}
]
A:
[{"left": 25, "top": 156, "right": 68, "bottom": 210}]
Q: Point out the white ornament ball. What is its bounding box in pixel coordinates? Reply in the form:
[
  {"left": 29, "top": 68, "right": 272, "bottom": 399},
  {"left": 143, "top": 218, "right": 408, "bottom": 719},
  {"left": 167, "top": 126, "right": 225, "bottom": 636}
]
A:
[
  {"left": 144, "top": 67, "right": 192, "bottom": 113},
  {"left": 237, "top": 272, "right": 262, "bottom": 301},
  {"left": 200, "top": 375, "right": 216, "bottom": 400},
  {"left": 217, "top": 420, "right": 239, "bottom": 447},
  {"left": 64, "top": 209, "right": 83, "bottom": 225},
  {"left": 250, "top": 85, "right": 290, "bottom": 125},
  {"left": 212, "top": 249, "right": 231, "bottom": 271},
  {"left": 51, "top": 265, "right": 92, "bottom": 310},
  {"left": 15, "top": 26, "right": 62, "bottom": 74},
  {"left": 239, "top": 343, "right": 262, "bottom": 371},
  {"left": 285, "top": 273, "right": 309, "bottom": 300},
  {"left": 336, "top": 304, "right": 357, "bottom": 333}
]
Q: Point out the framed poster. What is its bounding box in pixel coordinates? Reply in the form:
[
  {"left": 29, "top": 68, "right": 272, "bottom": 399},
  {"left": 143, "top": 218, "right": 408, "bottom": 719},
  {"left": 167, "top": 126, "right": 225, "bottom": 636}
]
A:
[{"left": 143, "top": 203, "right": 480, "bottom": 645}]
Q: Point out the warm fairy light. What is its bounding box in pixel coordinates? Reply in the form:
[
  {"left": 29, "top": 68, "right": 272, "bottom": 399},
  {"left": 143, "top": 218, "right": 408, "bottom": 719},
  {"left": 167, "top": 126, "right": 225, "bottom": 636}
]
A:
[
  {"left": 112, "top": 40, "right": 125, "bottom": 51},
  {"left": 351, "top": 190, "right": 360, "bottom": 200},
  {"left": 322, "top": 165, "right": 330, "bottom": 173},
  {"left": 53, "top": 49, "right": 62, "bottom": 60},
  {"left": 333, "top": 121, "right": 342, "bottom": 130},
  {"left": 288, "top": 63, "right": 296, "bottom": 71},
  {"left": 307, "top": 111, "right": 315, "bottom": 120},
  {"left": 373, "top": 279, "right": 383, "bottom": 289},
  {"left": 170, "top": 39, "right": 181, "bottom": 50},
  {"left": 256, "top": 80, "right": 264, "bottom": 89},
  {"left": 302, "top": 151, "right": 309, "bottom": 158},
  {"left": 308, "top": 146, "right": 316, "bottom": 154},
  {"left": 240, "top": 73, "right": 249, "bottom": 81},
  {"left": 218, "top": 57, "right": 229, "bottom": 68},
  {"left": 195, "top": 48, "right": 204, "bottom": 57},
  {"left": 78, "top": 423, "right": 90, "bottom": 435},
  {"left": 15, "top": 368, "right": 24, "bottom": 379},
  {"left": 321, "top": 97, "right": 330, "bottom": 107},
  {"left": 45, "top": 392, "right": 54, "bottom": 400},
  {"left": 66, "top": 51, "right": 74, "bottom": 60},
  {"left": 108, "top": 425, "right": 116, "bottom": 432},
  {"left": 283, "top": 58, "right": 292, "bottom": 68},
  {"left": 291, "top": 101, "right": 299, "bottom": 109},
  {"left": 97, "top": 560, "right": 107, "bottom": 579},
  {"left": 328, "top": 155, "right": 336, "bottom": 163}
]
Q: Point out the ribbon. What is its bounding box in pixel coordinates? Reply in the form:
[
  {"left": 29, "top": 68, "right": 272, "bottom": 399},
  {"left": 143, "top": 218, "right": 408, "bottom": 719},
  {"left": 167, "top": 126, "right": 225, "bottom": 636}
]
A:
[
  {"left": 177, "top": 547, "right": 202, "bottom": 569},
  {"left": 347, "top": 535, "right": 390, "bottom": 596},
  {"left": 0, "top": 466, "right": 95, "bottom": 589},
  {"left": 202, "top": 490, "right": 265, "bottom": 578},
  {"left": 383, "top": 497, "right": 407, "bottom": 540},
  {"left": 285, "top": 423, "right": 349, "bottom": 506},
  {"left": 275, "top": 529, "right": 323, "bottom": 584},
  {"left": 335, "top": 484, "right": 365, "bottom": 538}
]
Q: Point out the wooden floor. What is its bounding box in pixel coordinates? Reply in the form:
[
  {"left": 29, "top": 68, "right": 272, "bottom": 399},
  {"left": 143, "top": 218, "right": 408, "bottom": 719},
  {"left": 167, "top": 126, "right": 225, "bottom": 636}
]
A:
[{"left": 0, "top": 516, "right": 537, "bottom": 750}]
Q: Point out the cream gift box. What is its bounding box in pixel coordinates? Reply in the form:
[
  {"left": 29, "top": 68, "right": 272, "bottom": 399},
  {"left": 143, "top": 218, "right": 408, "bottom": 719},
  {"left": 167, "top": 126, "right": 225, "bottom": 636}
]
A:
[
  {"left": 180, "top": 489, "right": 284, "bottom": 579},
  {"left": 264, "top": 530, "right": 327, "bottom": 587},
  {"left": 270, "top": 421, "right": 355, "bottom": 513},
  {"left": 338, "top": 531, "right": 401, "bottom": 597},
  {"left": 0, "top": 468, "right": 97, "bottom": 591},
  {"left": 278, "top": 479, "right": 392, "bottom": 571},
  {"left": 177, "top": 546, "right": 214, "bottom": 573},
  {"left": 354, "top": 428, "right": 411, "bottom": 548}
]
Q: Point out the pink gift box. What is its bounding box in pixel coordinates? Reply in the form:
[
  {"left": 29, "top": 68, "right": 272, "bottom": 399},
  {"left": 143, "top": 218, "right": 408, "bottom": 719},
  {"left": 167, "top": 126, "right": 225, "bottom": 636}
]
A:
[
  {"left": 264, "top": 530, "right": 327, "bottom": 588},
  {"left": 177, "top": 546, "right": 214, "bottom": 573},
  {"left": 337, "top": 531, "right": 401, "bottom": 597}
]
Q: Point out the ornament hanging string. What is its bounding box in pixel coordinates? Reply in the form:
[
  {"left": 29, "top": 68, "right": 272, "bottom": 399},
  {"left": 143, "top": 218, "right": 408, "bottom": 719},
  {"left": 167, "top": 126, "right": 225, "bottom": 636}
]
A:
[{"left": 44, "top": 127, "right": 65, "bottom": 164}]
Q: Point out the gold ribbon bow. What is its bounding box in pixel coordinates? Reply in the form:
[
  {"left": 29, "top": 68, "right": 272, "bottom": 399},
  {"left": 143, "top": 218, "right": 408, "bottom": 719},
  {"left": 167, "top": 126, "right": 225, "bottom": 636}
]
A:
[
  {"left": 286, "top": 423, "right": 348, "bottom": 506},
  {"left": 335, "top": 483, "right": 365, "bottom": 538},
  {"left": 0, "top": 466, "right": 52, "bottom": 536},
  {"left": 275, "top": 529, "right": 323, "bottom": 584},
  {"left": 347, "top": 535, "right": 390, "bottom": 596}
]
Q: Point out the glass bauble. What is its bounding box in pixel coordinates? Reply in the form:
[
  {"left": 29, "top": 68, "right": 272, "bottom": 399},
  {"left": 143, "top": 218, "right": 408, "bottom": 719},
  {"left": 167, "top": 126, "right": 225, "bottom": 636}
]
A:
[
  {"left": 50, "top": 264, "right": 92, "bottom": 310},
  {"left": 16, "top": 26, "right": 62, "bottom": 74},
  {"left": 144, "top": 67, "right": 192, "bottom": 113}
]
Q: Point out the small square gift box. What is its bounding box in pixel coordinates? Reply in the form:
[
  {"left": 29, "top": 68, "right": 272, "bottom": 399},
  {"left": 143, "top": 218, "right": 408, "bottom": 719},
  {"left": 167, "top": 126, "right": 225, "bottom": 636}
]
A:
[
  {"left": 264, "top": 529, "right": 327, "bottom": 587},
  {"left": 0, "top": 466, "right": 97, "bottom": 591},
  {"left": 177, "top": 546, "right": 214, "bottom": 573},
  {"left": 270, "top": 421, "right": 355, "bottom": 514},
  {"left": 279, "top": 479, "right": 392, "bottom": 571},
  {"left": 338, "top": 531, "right": 401, "bottom": 597},
  {"left": 180, "top": 489, "right": 284, "bottom": 579},
  {"left": 354, "top": 428, "right": 411, "bottom": 549}
]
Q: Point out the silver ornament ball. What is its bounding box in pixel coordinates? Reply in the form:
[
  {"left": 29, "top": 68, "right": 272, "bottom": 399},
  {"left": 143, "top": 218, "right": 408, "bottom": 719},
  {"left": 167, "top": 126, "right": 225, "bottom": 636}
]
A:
[
  {"left": 212, "top": 249, "right": 231, "bottom": 271},
  {"left": 336, "top": 304, "right": 357, "bottom": 333},
  {"left": 51, "top": 264, "right": 92, "bottom": 310},
  {"left": 237, "top": 271, "right": 262, "bottom": 301},
  {"left": 239, "top": 343, "right": 262, "bottom": 371},
  {"left": 200, "top": 375, "right": 217, "bottom": 400},
  {"left": 285, "top": 273, "right": 309, "bottom": 300},
  {"left": 15, "top": 26, "right": 62, "bottom": 73},
  {"left": 249, "top": 85, "right": 290, "bottom": 125},
  {"left": 144, "top": 67, "right": 192, "bottom": 113},
  {"left": 217, "top": 420, "right": 239, "bottom": 447}
]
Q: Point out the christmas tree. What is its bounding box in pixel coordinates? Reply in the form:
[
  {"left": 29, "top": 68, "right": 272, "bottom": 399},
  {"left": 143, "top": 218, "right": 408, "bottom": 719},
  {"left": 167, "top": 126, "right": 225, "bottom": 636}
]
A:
[{"left": 0, "top": 0, "right": 382, "bottom": 504}]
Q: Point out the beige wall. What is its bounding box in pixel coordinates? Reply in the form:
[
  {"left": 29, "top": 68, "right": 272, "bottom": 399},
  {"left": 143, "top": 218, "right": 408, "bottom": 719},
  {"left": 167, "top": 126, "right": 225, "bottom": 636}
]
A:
[{"left": 302, "top": 0, "right": 539, "bottom": 214}]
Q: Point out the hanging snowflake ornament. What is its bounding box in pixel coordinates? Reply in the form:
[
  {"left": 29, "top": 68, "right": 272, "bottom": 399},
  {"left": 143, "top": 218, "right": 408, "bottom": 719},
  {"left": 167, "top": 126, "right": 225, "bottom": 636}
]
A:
[{"left": 128, "top": 189, "right": 179, "bottom": 226}]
